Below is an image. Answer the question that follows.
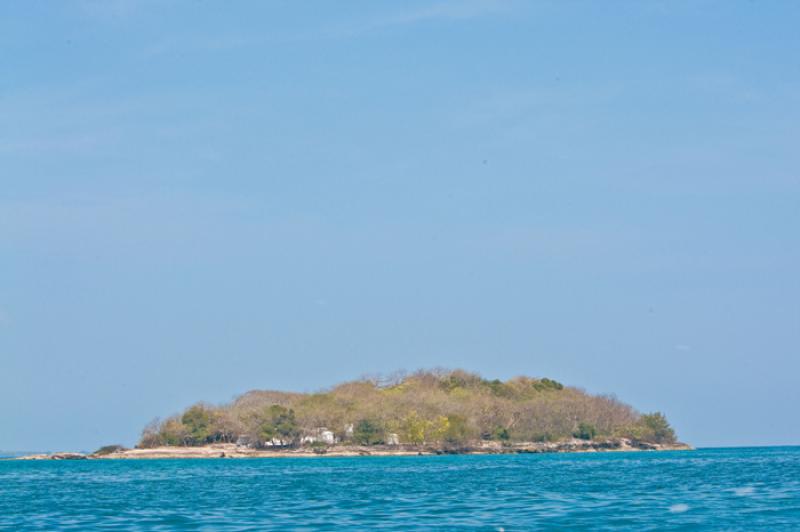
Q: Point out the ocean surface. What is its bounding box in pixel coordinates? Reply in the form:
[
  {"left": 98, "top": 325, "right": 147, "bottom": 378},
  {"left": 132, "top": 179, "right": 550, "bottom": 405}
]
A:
[{"left": 1, "top": 447, "right": 799, "bottom": 530}]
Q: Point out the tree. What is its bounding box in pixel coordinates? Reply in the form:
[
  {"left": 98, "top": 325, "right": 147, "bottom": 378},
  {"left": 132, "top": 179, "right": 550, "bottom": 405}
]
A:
[
  {"left": 137, "top": 369, "right": 680, "bottom": 449},
  {"left": 208, "top": 409, "right": 242, "bottom": 443},
  {"left": 635, "top": 413, "right": 676, "bottom": 444},
  {"left": 258, "top": 405, "right": 299, "bottom": 446},
  {"left": 400, "top": 411, "right": 427, "bottom": 445},
  {"left": 427, "top": 416, "right": 451, "bottom": 442},
  {"left": 159, "top": 416, "right": 190, "bottom": 446},
  {"left": 533, "top": 378, "right": 564, "bottom": 392},
  {"left": 573, "top": 422, "right": 597, "bottom": 440},
  {"left": 138, "top": 418, "right": 163, "bottom": 448},
  {"left": 353, "top": 419, "right": 384, "bottom": 445},
  {"left": 490, "top": 427, "right": 510, "bottom": 441},
  {"left": 442, "top": 415, "right": 469, "bottom": 444},
  {"left": 182, "top": 405, "right": 213, "bottom": 445}
]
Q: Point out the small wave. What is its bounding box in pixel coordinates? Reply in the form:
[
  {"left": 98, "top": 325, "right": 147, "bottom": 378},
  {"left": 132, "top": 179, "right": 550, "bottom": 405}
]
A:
[
  {"left": 669, "top": 504, "right": 690, "bottom": 513},
  {"left": 732, "top": 486, "right": 755, "bottom": 496}
]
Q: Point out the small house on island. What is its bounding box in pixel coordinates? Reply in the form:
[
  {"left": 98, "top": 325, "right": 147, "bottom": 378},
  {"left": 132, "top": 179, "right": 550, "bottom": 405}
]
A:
[{"left": 301, "top": 428, "right": 337, "bottom": 445}]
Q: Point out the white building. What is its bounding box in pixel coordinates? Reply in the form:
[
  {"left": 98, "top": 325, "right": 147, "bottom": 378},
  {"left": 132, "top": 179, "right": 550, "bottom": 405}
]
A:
[
  {"left": 301, "top": 427, "right": 338, "bottom": 445},
  {"left": 262, "top": 438, "right": 288, "bottom": 447},
  {"left": 320, "top": 429, "right": 336, "bottom": 444}
]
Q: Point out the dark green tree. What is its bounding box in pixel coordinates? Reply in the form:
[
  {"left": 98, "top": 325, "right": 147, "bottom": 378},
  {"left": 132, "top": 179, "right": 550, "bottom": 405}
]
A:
[
  {"left": 492, "top": 427, "right": 510, "bottom": 441},
  {"left": 533, "top": 378, "right": 564, "bottom": 391},
  {"left": 573, "top": 422, "right": 597, "bottom": 440},
  {"left": 353, "top": 419, "right": 384, "bottom": 445},
  {"left": 259, "top": 405, "right": 299, "bottom": 445},
  {"left": 182, "top": 405, "right": 212, "bottom": 445},
  {"left": 638, "top": 412, "right": 676, "bottom": 444}
]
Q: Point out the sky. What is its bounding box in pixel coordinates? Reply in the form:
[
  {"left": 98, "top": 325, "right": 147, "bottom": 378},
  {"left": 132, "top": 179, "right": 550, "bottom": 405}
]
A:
[{"left": 1, "top": 0, "right": 798, "bottom": 451}]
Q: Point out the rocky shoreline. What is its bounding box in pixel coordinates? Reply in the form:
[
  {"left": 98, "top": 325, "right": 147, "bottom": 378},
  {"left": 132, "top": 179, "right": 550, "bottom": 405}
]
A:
[{"left": 12, "top": 438, "right": 692, "bottom": 460}]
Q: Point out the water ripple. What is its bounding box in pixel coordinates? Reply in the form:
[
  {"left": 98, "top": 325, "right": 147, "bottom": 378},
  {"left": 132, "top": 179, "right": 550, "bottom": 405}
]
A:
[{"left": 1, "top": 447, "right": 800, "bottom": 530}]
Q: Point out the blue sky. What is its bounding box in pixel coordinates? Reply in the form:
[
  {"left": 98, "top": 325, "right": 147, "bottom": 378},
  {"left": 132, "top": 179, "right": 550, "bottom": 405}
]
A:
[{"left": 1, "top": 0, "right": 798, "bottom": 451}]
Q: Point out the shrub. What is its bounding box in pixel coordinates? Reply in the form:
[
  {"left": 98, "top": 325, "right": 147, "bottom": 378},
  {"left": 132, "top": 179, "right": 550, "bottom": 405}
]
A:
[
  {"left": 483, "top": 379, "right": 513, "bottom": 397},
  {"left": 94, "top": 444, "right": 127, "bottom": 456},
  {"left": 492, "top": 427, "right": 510, "bottom": 441},
  {"left": 573, "top": 423, "right": 596, "bottom": 440},
  {"left": 310, "top": 441, "right": 328, "bottom": 454}
]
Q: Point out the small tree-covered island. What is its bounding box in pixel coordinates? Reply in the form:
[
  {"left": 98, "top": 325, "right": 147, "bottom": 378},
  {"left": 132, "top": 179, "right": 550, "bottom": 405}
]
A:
[{"left": 22, "top": 369, "right": 691, "bottom": 460}]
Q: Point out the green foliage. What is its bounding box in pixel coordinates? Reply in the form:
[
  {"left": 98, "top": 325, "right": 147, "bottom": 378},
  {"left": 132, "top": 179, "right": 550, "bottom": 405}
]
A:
[
  {"left": 573, "top": 423, "right": 597, "bottom": 440},
  {"left": 258, "top": 405, "right": 299, "bottom": 445},
  {"left": 533, "top": 378, "right": 564, "bottom": 392},
  {"left": 492, "top": 427, "right": 510, "bottom": 441},
  {"left": 94, "top": 444, "right": 127, "bottom": 456},
  {"left": 156, "top": 417, "right": 190, "bottom": 446},
  {"left": 400, "top": 411, "right": 427, "bottom": 444},
  {"left": 353, "top": 419, "right": 384, "bottom": 445},
  {"left": 182, "top": 405, "right": 212, "bottom": 445},
  {"left": 310, "top": 441, "right": 328, "bottom": 454},
  {"left": 482, "top": 379, "right": 513, "bottom": 398},
  {"left": 442, "top": 415, "right": 469, "bottom": 444},
  {"left": 138, "top": 369, "right": 677, "bottom": 449},
  {"left": 631, "top": 412, "right": 676, "bottom": 444},
  {"left": 440, "top": 374, "right": 468, "bottom": 392}
]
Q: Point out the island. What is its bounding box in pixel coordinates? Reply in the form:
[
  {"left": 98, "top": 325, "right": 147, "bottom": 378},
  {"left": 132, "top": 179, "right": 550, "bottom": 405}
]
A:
[{"left": 18, "top": 369, "right": 691, "bottom": 459}]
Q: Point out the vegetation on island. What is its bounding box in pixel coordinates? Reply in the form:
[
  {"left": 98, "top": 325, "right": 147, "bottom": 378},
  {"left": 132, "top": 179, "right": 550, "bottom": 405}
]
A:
[{"left": 138, "top": 369, "right": 677, "bottom": 449}]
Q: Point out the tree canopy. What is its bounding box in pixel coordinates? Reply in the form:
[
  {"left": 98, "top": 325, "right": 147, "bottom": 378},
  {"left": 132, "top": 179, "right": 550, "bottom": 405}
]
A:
[{"left": 139, "top": 369, "right": 678, "bottom": 448}]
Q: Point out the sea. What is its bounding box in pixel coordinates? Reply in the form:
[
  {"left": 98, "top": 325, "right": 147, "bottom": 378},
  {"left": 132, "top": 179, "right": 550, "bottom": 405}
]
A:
[{"left": 1, "top": 447, "right": 799, "bottom": 530}]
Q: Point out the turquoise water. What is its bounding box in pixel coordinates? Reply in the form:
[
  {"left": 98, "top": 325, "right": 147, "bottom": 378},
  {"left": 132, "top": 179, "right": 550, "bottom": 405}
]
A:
[{"left": 2, "top": 447, "right": 799, "bottom": 530}]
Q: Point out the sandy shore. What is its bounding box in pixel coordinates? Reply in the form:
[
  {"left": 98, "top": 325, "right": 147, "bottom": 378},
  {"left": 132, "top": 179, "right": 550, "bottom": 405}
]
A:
[{"left": 13, "top": 439, "right": 692, "bottom": 460}]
